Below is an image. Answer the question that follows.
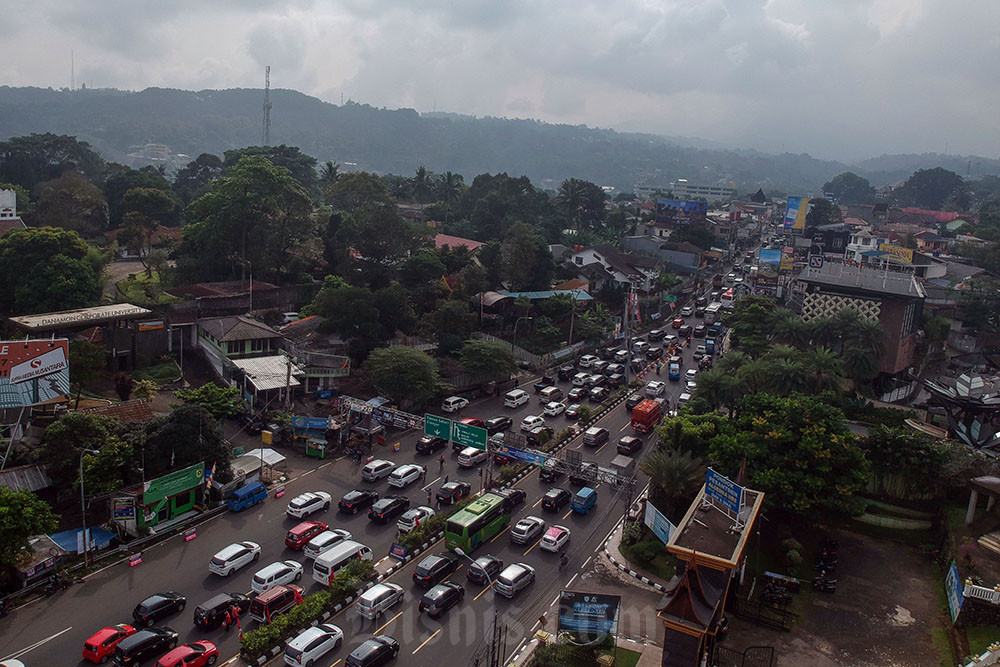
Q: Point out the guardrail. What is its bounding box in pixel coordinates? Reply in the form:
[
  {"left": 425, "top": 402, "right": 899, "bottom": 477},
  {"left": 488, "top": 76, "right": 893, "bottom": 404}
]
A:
[{"left": 965, "top": 581, "right": 1000, "bottom": 605}]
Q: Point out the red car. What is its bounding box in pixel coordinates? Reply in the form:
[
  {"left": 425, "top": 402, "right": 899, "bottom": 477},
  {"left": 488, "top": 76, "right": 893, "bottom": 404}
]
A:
[
  {"left": 156, "top": 640, "right": 218, "bottom": 667},
  {"left": 83, "top": 623, "right": 137, "bottom": 664},
  {"left": 460, "top": 417, "right": 486, "bottom": 429},
  {"left": 671, "top": 318, "right": 684, "bottom": 329},
  {"left": 284, "top": 520, "right": 328, "bottom": 550}
]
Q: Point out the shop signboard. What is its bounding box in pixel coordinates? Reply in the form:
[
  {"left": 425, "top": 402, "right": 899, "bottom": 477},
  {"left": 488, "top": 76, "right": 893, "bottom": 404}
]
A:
[
  {"left": 143, "top": 461, "right": 204, "bottom": 506},
  {"left": 0, "top": 339, "right": 70, "bottom": 408},
  {"left": 706, "top": 467, "right": 743, "bottom": 514},
  {"left": 558, "top": 591, "right": 620, "bottom": 636}
]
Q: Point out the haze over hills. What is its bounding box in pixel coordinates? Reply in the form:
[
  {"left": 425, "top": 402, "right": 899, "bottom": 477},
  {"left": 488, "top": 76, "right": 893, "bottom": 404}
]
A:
[{"left": 1, "top": 85, "right": 998, "bottom": 196}]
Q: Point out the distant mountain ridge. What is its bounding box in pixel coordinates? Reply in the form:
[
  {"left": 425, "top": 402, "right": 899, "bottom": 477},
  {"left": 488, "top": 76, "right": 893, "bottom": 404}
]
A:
[{"left": 0, "top": 85, "right": 997, "bottom": 195}]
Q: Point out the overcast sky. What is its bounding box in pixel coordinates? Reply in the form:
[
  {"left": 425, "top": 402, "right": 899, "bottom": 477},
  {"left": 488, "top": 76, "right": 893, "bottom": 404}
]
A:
[{"left": 4, "top": 0, "right": 999, "bottom": 161}]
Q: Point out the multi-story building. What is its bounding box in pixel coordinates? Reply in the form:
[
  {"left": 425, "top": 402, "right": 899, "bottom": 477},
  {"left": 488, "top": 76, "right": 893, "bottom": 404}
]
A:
[{"left": 669, "top": 179, "right": 737, "bottom": 202}]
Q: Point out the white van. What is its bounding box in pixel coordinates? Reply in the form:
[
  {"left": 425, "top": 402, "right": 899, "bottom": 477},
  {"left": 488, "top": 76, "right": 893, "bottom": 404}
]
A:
[
  {"left": 312, "top": 540, "right": 374, "bottom": 585},
  {"left": 355, "top": 582, "right": 405, "bottom": 620},
  {"left": 538, "top": 386, "right": 563, "bottom": 403},
  {"left": 361, "top": 459, "right": 395, "bottom": 482},
  {"left": 504, "top": 389, "right": 529, "bottom": 408},
  {"left": 458, "top": 446, "right": 488, "bottom": 468}
]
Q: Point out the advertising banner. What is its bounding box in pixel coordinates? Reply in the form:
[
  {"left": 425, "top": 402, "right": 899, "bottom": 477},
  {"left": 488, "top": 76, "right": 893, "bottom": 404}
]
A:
[
  {"left": 643, "top": 501, "right": 676, "bottom": 545},
  {"left": 655, "top": 199, "right": 708, "bottom": 225},
  {"left": 0, "top": 339, "right": 70, "bottom": 408},
  {"left": 757, "top": 249, "right": 781, "bottom": 287},
  {"left": 497, "top": 445, "right": 547, "bottom": 467},
  {"left": 783, "top": 197, "right": 808, "bottom": 230},
  {"left": 706, "top": 468, "right": 744, "bottom": 514},
  {"left": 558, "top": 591, "right": 620, "bottom": 637},
  {"left": 878, "top": 243, "right": 914, "bottom": 264},
  {"left": 945, "top": 560, "right": 964, "bottom": 624},
  {"left": 780, "top": 247, "right": 795, "bottom": 273},
  {"left": 112, "top": 497, "right": 136, "bottom": 519},
  {"left": 142, "top": 461, "right": 204, "bottom": 506}
]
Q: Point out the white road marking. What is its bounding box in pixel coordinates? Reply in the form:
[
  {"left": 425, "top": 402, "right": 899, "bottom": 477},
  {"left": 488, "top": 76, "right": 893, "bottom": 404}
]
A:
[
  {"left": 2, "top": 626, "right": 74, "bottom": 661},
  {"left": 301, "top": 469, "right": 314, "bottom": 476},
  {"left": 566, "top": 573, "right": 578, "bottom": 587},
  {"left": 550, "top": 594, "right": 559, "bottom": 606},
  {"left": 319, "top": 462, "right": 333, "bottom": 469},
  {"left": 583, "top": 556, "right": 592, "bottom": 568}
]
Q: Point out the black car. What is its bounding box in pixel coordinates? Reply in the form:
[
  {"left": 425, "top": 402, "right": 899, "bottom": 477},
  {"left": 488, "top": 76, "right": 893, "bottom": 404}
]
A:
[
  {"left": 532, "top": 375, "right": 555, "bottom": 392},
  {"left": 539, "top": 460, "right": 562, "bottom": 482},
  {"left": 496, "top": 487, "right": 526, "bottom": 510},
  {"left": 693, "top": 325, "right": 707, "bottom": 338},
  {"left": 707, "top": 324, "right": 722, "bottom": 337},
  {"left": 695, "top": 296, "right": 708, "bottom": 308},
  {"left": 629, "top": 358, "right": 646, "bottom": 373},
  {"left": 648, "top": 328, "right": 666, "bottom": 341},
  {"left": 599, "top": 346, "right": 619, "bottom": 360},
  {"left": 541, "top": 488, "right": 572, "bottom": 512},
  {"left": 437, "top": 481, "right": 472, "bottom": 504},
  {"left": 132, "top": 592, "right": 186, "bottom": 627},
  {"left": 416, "top": 436, "right": 448, "bottom": 455},
  {"left": 340, "top": 489, "right": 379, "bottom": 514},
  {"left": 412, "top": 553, "right": 459, "bottom": 588},
  {"left": 525, "top": 426, "right": 554, "bottom": 446},
  {"left": 645, "top": 346, "right": 662, "bottom": 360},
  {"left": 346, "top": 635, "right": 399, "bottom": 667},
  {"left": 565, "top": 404, "right": 582, "bottom": 419},
  {"left": 617, "top": 436, "right": 643, "bottom": 455},
  {"left": 467, "top": 554, "right": 504, "bottom": 585},
  {"left": 557, "top": 364, "right": 576, "bottom": 381},
  {"left": 485, "top": 416, "right": 513, "bottom": 434},
  {"left": 418, "top": 582, "right": 464, "bottom": 618},
  {"left": 193, "top": 592, "right": 251, "bottom": 630},
  {"left": 567, "top": 387, "right": 588, "bottom": 401},
  {"left": 625, "top": 393, "right": 643, "bottom": 411},
  {"left": 607, "top": 373, "right": 625, "bottom": 387},
  {"left": 368, "top": 496, "right": 410, "bottom": 523},
  {"left": 678, "top": 324, "right": 693, "bottom": 337},
  {"left": 113, "top": 627, "right": 179, "bottom": 665}
]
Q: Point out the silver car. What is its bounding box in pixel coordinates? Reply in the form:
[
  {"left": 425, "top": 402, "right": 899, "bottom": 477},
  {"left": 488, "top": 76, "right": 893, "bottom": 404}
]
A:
[{"left": 493, "top": 563, "right": 536, "bottom": 598}]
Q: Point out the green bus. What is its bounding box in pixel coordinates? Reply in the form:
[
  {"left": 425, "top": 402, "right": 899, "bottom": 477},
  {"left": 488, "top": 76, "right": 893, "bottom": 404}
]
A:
[{"left": 445, "top": 493, "right": 512, "bottom": 553}]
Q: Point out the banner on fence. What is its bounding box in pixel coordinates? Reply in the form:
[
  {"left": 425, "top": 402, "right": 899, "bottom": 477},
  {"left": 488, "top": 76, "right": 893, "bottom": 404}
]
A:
[{"left": 129, "top": 553, "right": 143, "bottom": 567}]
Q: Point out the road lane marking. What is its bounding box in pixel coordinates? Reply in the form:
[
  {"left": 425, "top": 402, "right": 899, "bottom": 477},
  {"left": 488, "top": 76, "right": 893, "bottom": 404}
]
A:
[
  {"left": 301, "top": 469, "right": 314, "bottom": 476},
  {"left": 474, "top": 584, "right": 492, "bottom": 600},
  {"left": 523, "top": 535, "right": 544, "bottom": 556},
  {"left": 531, "top": 497, "right": 542, "bottom": 508},
  {"left": 329, "top": 660, "right": 342, "bottom": 667},
  {"left": 490, "top": 526, "right": 509, "bottom": 543},
  {"left": 2, "top": 626, "right": 74, "bottom": 661},
  {"left": 413, "top": 628, "right": 441, "bottom": 654},
  {"left": 583, "top": 556, "right": 592, "bottom": 568},
  {"left": 595, "top": 443, "right": 607, "bottom": 454},
  {"left": 319, "top": 462, "right": 333, "bottom": 469},
  {"left": 442, "top": 564, "right": 463, "bottom": 582},
  {"left": 220, "top": 656, "right": 239, "bottom": 666},
  {"left": 423, "top": 476, "right": 441, "bottom": 490},
  {"left": 561, "top": 510, "right": 572, "bottom": 520},
  {"left": 375, "top": 611, "right": 403, "bottom": 634},
  {"left": 619, "top": 422, "right": 629, "bottom": 432},
  {"left": 551, "top": 594, "right": 560, "bottom": 606},
  {"left": 567, "top": 573, "right": 578, "bottom": 586}
]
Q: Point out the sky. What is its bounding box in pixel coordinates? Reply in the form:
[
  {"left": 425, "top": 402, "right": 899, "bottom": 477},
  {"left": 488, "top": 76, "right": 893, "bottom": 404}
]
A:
[{"left": 3, "top": 0, "right": 999, "bottom": 162}]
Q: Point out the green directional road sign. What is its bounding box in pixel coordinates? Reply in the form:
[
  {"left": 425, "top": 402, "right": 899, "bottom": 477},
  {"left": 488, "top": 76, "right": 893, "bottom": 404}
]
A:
[
  {"left": 451, "top": 421, "right": 488, "bottom": 451},
  {"left": 663, "top": 294, "right": 677, "bottom": 303},
  {"left": 424, "top": 414, "right": 452, "bottom": 440}
]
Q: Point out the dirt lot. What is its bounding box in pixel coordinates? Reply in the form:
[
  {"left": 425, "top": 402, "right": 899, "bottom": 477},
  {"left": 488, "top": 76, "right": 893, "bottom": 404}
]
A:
[{"left": 725, "top": 527, "right": 948, "bottom": 667}]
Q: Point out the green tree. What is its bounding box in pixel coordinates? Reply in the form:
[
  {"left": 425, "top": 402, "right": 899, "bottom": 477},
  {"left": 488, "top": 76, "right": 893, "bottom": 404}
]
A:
[
  {"left": 223, "top": 145, "right": 319, "bottom": 197},
  {"left": 435, "top": 171, "right": 465, "bottom": 221},
  {"left": 309, "top": 281, "right": 383, "bottom": 348},
  {"left": 690, "top": 367, "right": 741, "bottom": 414},
  {"left": 121, "top": 187, "right": 177, "bottom": 274},
  {"left": 500, "top": 222, "right": 554, "bottom": 290},
  {"left": 81, "top": 436, "right": 136, "bottom": 496},
  {"left": 179, "top": 155, "right": 315, "bottom": 283},
  {"left": 805, "top": 198, "right": 842, "bottom": 230},
  {"left": 639, "top": 447, "right": 706, "bottom": 519},
  {"left": 709, "top": 393, "right": 868, "bottom": 516},
  {"left": 364, "top": 346, "right": 440, "bottom": 406},
  {"left": 722, "top": 295, "right": 777, "bottom": 357},
  {"left": 37, "top": 412, "right": 125, "bottom": 491},
  {"left": 175, "top": 383, "right": 242, "bottom": 419},
  {"left": 172, "top": 153, "right": 225, "bottom": 205},
  {"left": 856, "top": 425, "right": 950, "bottom": 498},
  {"left": 69, "top": 340, "right": 106, "bottom": 408},
  {"left": 655, "top": 412, "right": 729, "bottom": 458},
  {"left": 0, "top": 133, "right": 104, "bottom": 192},
  {"left": 943, "top": 183, "right": 973, "bottom": 212},
  {"left": 668, "top": 225, "right": 713, "bottom": 251},
  {"left": 28, "top": 171, "right": 109, "bottom": 237},
  {"left": 410, "top": 166, "right": 435, "bottom": 205},
  {"left": 822, "top": 172, "right": 875, "bottom": 205},
  {"left": 319, "top": 161, "right": 340, "bottom": 189},
  {"left": 0, "top": 226, "right": 105, "bottom": 314},
  {"left": 143, "top": 403, "right": 233, "bottom": 482},
  {"left": 555, "top": 178, "right": 606, "bottom": 230},
  {"left": 896, "top": 167, "right": 964, "bottom": 210},
  {"left": 402, "top": 249, "right": 447, "bottom": 285},
  {"left": 0, "top": 487, "right": 59, "bottom": 570},
  {"left": 802, "top": 347, "right": 845, "bottom": 393},
  {"left": 102, "top": 163, "right": 174, "bottom": 228},
  {"left": 425, "top": 299, "right": 476, "bottom": 341},
  {"left": 459, "top": 339, "right": 516, "bottom": 383}
]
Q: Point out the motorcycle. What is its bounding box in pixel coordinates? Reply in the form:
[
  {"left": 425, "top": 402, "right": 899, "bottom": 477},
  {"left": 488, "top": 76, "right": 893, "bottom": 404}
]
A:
[
  {"left": 42, "top": 575, "right": 71, "bottom": 596},
  {"left": 813, "top": 570, "right": 837, "bottom": 593}
]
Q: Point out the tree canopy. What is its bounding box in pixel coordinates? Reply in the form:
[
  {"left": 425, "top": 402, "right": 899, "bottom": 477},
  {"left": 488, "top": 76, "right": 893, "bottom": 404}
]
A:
[
  {"left": 459, "top": 339, "right": 516, "bottom": 382},
  {"left": 0, "top": 487, "right": 59, "bottom": 570},
  {"left": 27, "top": 171, "right": 109, "bottom": 237},
  {"left": 896, "top": 167, "right": 964, "bottom": 210},
  {"left": 822, "top": 172, "right": 875, "bottom": 205},
  {"left": 175, "top": 383, "right": 242, "bottom": 419},
  {"left": 0, "top": 133, "right": 104, "bottom": 192},
  {"left": 364, "top": 346, "right": 440, "bottom": 406}
]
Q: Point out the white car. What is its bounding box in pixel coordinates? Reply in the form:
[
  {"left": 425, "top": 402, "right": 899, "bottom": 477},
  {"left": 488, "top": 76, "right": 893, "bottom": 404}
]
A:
[
  {"left": 540, "top": 525, "right": 571, "bottom": 552},
  {"left": 493, "top": 563, "right": 536, "bottom": 598},
  {"left": 252, "top": 560, "right": 304, "bottom": 593},
  {"left": 680, "top": 306, "right": 694, "bottom": 317},
  {"left": 458, "top": 447, "right": 489, "bottom": 468},
  {"left": 510, "top": 516, "right": 546, "bottom": 545},
  {"left": 441, "top": 396, "right": 469, "bottom": 413},
  {"left": 520, "top": 415, "right": 545, "bottom": 432},
  {"left": 543, "top": 401, "right": 565, "bottom": 417},
  {"left": 685, "top": 368, "right": 698, "bottom": 382},
  {"left": 578, "top": 354, "right": 599, "bottom": 368},
  {"left": 286, "top": 491, "right": 333, "bottom": 519},
  {"left": 283, "top": 623, "right": 344, "bottom": 666},
  {"left": 209, "top": 541, "right": 261, "bottom": 576},
  {"left": 387, "top": 464, "right": 425, "bottom": 489},
  {"left": 397, "top": 506, "right": 435, "bottom": 534},
  {"left": 686, "top": 380, "right": 698, "bottom": 392},
  {"left": 571, "top": 372, "right": 590, "bottom": 387},
  {"left": 645, "top": 381, "right": 666, "bottom": 397},
  {"left": 304, "top": 529, "right": 353, "bottom": 559}
]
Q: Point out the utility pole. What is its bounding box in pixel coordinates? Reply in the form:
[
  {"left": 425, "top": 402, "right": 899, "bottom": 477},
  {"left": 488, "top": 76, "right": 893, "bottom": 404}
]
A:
[
  {"left": 262, "top": 65, "right": 272, "bottom": 146},
  {"left": 284, "top": 354, "right": 292, "bottom": 410}
]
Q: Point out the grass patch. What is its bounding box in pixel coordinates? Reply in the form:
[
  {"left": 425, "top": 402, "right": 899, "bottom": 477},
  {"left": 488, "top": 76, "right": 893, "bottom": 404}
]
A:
[
  {"left": 598, "top": 647, "right": 641, "bottom": 667},
  {"left": 965, "top": 625, "right": 1000, "bottom": 656},
  {"left": 117, "top": 271, "right": 179, "bottom": 304},
  {"left": 133, "top": 361, "right": 181, "bottom": 384},
  {"left": 930, "top": 626, "right": 955, "bottom": 667},
  {"left": 619, "top": 541, "right": 678, "bottom": 581}
]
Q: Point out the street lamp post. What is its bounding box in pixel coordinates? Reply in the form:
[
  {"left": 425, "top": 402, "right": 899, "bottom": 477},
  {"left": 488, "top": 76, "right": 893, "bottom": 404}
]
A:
[
  {"left": 512, "top": 316, "right": 532, "bottom": 352},
  {"left": 80, "top": 448, "right": 100, "bottom": 568}
]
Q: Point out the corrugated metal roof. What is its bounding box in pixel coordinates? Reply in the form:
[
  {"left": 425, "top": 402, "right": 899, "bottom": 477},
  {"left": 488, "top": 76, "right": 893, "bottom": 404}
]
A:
[
  {"left": 231, "top": 356, "right": 303, "bottom": 391},
  {"left": 0, "top": 464, "right": 52, "bottom": 492},
  {"left": 198, "top": 315, "right": 281, "bottom": 342}
]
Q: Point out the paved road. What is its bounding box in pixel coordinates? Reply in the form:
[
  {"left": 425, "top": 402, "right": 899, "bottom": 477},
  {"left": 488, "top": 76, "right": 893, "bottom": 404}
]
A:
[{"left": 0, "top": 311, "right": 715, "bottom": 667}]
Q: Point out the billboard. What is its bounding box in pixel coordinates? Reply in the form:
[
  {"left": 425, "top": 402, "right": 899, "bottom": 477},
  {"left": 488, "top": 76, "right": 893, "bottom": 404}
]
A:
[
  {"left": 945, "top": 560, "right": 964, "bottom": 624},
  {"left": 644, "top": 500, "right": 676, "bottom": 545},
  {"left": 757, "top": 249, "right": 781, "bottom": 287},
  {"left": 655, "top": 199, "right": 707, "bottom": 224},
  {"left": 0, "top": 339, "right": 70, "bottom": 408},
  {"left": 780, "top": 247, "right": 795, "bottom": 273},
  {"left": 558, "top": 591, "right": 620, "bottom": 637},
  {"left": 706, "top": 468, "right": 744, "bottom": 514},
  {"left": 878, "top": 243, "right": 914, "bottom": 264},
  {"left": 783, "top": 197, "right": 808, "bottom": 230}
]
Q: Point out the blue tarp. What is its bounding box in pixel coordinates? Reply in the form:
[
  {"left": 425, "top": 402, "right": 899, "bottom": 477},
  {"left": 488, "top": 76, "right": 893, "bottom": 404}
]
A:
[{"left": 50, "top": 527, "right": 117, "bottom": 553}]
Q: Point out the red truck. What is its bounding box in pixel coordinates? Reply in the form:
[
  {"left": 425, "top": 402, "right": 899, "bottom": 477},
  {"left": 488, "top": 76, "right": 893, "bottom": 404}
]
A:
[{"left": 631, "top": 399, "right": 663, "bottom": 433}]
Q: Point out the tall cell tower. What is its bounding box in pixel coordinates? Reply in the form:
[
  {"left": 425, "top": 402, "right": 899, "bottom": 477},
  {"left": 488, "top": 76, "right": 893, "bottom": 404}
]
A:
[{"left": 262, "top": 65, "right": 272, "bottom": 146}]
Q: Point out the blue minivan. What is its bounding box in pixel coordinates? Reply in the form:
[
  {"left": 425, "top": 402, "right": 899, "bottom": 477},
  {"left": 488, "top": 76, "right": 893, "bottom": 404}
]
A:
[
  {"left": 571, "top": 487, "right": 598, "bottom": 515},
  {"left": 226, "top": 481, "right": 268, "bottom": 512}
]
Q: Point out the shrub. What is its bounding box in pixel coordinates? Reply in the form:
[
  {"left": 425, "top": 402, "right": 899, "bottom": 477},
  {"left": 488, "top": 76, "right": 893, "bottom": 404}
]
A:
[
  {"left": 499, "top": 464, "right": 520, "bottom": 483},
  {"left": 622, "top": 520, "right": 644, "bottom": 546},
  {"left": 779, "top": 538, "right": 802, "bottom": 554},
  {"left": 133, "top": 379, "right": 157, "bottom": 401},
  {"left": 576, "top": 405, "right": 592, "bottom": 422},
  {"left": 398, "top": 514, "right": 447, "bottom": 551},
  {"left": 785, "top": 549, "right": 803, "bottom": 570},
  {"left": 631, "top": 540, "right": 664, "bottom": 564}
]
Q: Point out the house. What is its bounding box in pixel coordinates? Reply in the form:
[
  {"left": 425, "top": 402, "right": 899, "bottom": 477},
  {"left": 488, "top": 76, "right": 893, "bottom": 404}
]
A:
[
  {"left": 434, "top": 233, "right": 484, "bottom": 253},
  {"left": 810, "top": 223, "right": 852, "bottom": 254},
  {"left": 553, "top": 278, "right": 589, "bottom": 292},
  {"left": 622, "top": 236, "right": 703, "bottom": 275},
  {"left": 565, "top": 244, "right": 660, "bottom": 291},
  {"left": 914, "top": 231, "right": 949, "bottom": 253},
  {"left": 0, "top": 189, "right": 27, "bottom": 237},
  {"left": 279, "top": 316, "right": 351, "bottom": 394}
]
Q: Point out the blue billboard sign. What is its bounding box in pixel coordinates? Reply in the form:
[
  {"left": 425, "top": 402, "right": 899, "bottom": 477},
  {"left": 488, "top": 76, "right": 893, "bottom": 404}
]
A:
[
  {"left": 706, "top": 468, "right": 743, "bottom": 514},
  {"left": 655, "top": 199, "right": 707, "bottom": 224},
  {"left": 292, "top": 416, "right": 331, "bottom": 432},
  {"left": 644, "top": 501, "right": 676, "bottom": 545},
  {"left": 558, "top": 591, "right": 620, "bottom": 636},
  {"left": 945, "top": 559, "right": 964, "bottom": 624},
  {"left": 498, "top": 445, "right": 547, "bottom": 466}
]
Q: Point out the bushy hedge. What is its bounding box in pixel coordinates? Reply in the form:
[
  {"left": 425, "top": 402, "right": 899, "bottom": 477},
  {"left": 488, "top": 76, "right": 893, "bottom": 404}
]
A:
[
  {"left": 240, "top": 559, "right": 374, "bottom": 661},
  {"left": 398, "top": 513, "right": 446, "bottom": 550}
]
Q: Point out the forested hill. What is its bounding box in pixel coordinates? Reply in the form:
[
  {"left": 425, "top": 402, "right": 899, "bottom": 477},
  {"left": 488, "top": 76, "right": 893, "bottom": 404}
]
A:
[{"left": 1, "top": 85, "right": 996, "bottom": 194}]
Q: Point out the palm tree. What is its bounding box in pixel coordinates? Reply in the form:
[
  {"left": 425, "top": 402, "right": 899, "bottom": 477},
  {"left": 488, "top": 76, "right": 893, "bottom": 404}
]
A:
[
  {"left": 319, "top": 161, "right": 340, "bottom": 188},
  {"left": 771, "top": 309, "right": 811, "bottom": 348},
  {"left": 848, "top": 318, "right": 885, "bottom": 357},
  {"left": 411, "top": 166, "right": 434, "bottom": 204},
  {"left": 763, "top": 344, "right": 802, "bottom": 366},
  {"left": 803, "top": 346, "right": 845, "bottom": 393},
  {"left": 693, "top": 368, "right": 742, "bottom": 416},
  {"left": 764, "top": 358, "right": 804, "bottom": 395},
  {"left": 736, "top": 359, "right": 771, "bottom": 395},
  {"left": 435, "top": 171, "right": 464, "bottom": 223},
  {"left": 716, "top": 350, "right": 749, "bottom": 376},
  {"left": 843, "top": 345, "right": 881, "bottom": 384},
  {"left": 639, "top": 447, "right": 706, "bottom": 518},
  {"left": 807, "top": 315, "right": 840, "bottom": 350},
  {"left": 831, "top": 308, "right": 864, "bottom": 352},
  {"left": 555, "top": 179, "right": 588, "bottom": 228}
]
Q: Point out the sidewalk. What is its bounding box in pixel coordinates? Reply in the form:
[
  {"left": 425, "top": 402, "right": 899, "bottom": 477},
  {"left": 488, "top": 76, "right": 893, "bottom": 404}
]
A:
[{"left": 600, "top": 519, "right": 673, "bottom": 593}]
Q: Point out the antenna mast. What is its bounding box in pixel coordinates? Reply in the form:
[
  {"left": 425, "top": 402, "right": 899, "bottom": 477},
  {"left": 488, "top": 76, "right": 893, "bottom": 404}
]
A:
[{"left": 262, "top": 65, "right": 272, "bottom": 146}]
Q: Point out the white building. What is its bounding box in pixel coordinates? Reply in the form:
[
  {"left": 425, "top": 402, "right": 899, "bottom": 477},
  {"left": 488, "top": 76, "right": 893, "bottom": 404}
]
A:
[{"left": 669, "top": 179, "right": 737, "bottom": 202}]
